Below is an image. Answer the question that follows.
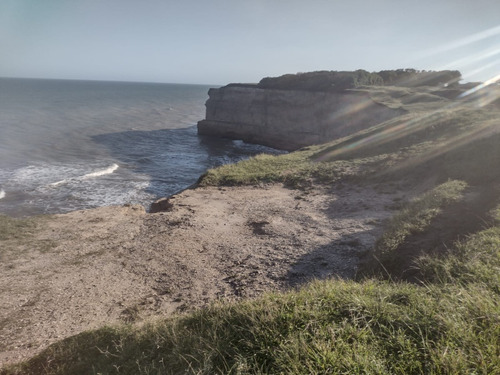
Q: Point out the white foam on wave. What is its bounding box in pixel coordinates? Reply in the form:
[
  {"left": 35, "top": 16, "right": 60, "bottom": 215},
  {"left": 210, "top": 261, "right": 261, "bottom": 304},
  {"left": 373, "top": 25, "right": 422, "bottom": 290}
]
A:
[
  {"left": 49, "top": 179, "right": 69, "bottom": 187},
  {"left": 82, "top": 163, "right": 119, "bottom": 179},
  {"left": 49, "top": 163, "right": 119, "bottom": 187},
  {"left": 0, "top": 189, "right": 5, "bottom": 200}
]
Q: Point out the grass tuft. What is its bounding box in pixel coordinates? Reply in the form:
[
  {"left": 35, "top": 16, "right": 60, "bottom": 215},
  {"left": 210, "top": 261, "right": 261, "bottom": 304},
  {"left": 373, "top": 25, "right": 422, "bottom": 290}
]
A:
[
  {"left": 415, "top": 208, "right": 500, "bottom": 292},
  {"left": 368, "top": 180, "right": 468, "bottom": 271}
]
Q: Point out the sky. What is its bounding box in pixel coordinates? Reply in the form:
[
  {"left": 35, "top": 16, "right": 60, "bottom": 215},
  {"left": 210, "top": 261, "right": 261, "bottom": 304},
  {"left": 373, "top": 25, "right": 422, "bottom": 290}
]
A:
[{"left": 1, "top": 0, "right": 499, "bottom": 85}]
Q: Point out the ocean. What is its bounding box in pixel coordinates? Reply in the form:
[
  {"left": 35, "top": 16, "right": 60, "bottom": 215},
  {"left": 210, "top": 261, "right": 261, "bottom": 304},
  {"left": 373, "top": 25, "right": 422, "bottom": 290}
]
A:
[{"left": 0, "top": 78, "right": 279, "bottom": 217}]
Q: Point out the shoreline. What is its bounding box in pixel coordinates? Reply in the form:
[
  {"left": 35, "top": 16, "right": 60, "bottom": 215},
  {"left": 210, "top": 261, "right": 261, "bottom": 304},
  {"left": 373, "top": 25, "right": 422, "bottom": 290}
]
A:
[{"left": 0, "top": 178, "right": 201, "bottom": 219}]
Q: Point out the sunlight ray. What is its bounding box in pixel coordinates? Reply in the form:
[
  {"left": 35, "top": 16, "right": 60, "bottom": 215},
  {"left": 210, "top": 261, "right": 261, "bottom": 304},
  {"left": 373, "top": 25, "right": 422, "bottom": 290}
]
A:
[
  {"left": 439, "top": 46, "right": 500, "bottom": 70},
  {"left": 315, "top": 106, "right": 460, "bottom": 162},
  {"left": 315, "top": 78, "right": 499, "bottom": 178},
  {"left": 461, "top": 59, "right": 500, "bottom": 81},
  {"left": 459, "top": 74, "right": 500, "bottom": 100},
  {"left": 326, "top": 97, "right": 376, "bottom": 134},
  {"left": 423, "top": 24, "right": 500, "bottom": 57},
  {"left": 383, "top": 118, "right": 498, "bottom": 176}
]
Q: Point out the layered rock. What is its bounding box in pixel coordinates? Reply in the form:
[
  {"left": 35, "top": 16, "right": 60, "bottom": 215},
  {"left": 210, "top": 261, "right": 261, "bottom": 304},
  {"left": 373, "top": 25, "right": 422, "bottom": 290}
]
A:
[{"left": 197, "top": 85, "right": 405, "bottom": 151}]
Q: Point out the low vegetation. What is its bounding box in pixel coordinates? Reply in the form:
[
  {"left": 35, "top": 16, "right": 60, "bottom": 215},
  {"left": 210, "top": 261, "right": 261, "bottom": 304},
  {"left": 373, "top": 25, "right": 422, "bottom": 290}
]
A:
[
  {"left": 257, "top": 69, "right": 462, "bottom": 92},
  {"left": 2, "top": 80, "right": 500, "bottom": 374},
  {"left": 367, "top": 180, "right": 468, "bottom": 274}
]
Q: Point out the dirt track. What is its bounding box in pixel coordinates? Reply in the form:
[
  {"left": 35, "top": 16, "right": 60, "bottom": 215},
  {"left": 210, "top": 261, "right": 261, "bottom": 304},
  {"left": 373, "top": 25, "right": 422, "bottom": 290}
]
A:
[{"left": 0, "top": 183, "right": 406, "bottom": 365}]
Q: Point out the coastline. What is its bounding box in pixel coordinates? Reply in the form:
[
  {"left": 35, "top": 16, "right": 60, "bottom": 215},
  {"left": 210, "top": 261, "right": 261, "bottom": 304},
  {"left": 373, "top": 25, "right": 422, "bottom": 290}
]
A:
[{"left": 0, "top": 180, "right": 407, "bottom": 365}]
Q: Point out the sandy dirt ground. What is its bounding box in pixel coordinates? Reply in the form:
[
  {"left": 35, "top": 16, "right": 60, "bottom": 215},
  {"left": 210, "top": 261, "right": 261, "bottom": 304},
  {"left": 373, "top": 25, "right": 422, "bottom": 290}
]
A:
[{"left": 0, "top": 183, "right": 408, "bottom": 365}]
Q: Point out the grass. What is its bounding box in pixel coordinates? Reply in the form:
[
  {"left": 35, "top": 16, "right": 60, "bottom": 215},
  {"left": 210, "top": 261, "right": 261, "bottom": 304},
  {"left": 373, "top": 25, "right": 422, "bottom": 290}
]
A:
[
  {"left": 198, "top": 150, "right": 315, "bottom": 187},
  {"left": 416, "top": 207, "right": 500, "bottom": 292},
  {"left": 363, "top": 180, "right": 468, "bottom": 275},
  {"left": 198, "top": 150, "right": 387, "bottom": 188},
  {"left": 2, "top": 85, "right": 500, "bottom": 374}
]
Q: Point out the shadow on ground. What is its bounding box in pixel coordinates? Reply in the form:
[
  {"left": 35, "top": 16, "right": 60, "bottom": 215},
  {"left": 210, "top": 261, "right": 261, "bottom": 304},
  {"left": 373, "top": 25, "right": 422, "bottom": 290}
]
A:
[{"left": 285, "top": 183, "right": 403, "bottom": 288}]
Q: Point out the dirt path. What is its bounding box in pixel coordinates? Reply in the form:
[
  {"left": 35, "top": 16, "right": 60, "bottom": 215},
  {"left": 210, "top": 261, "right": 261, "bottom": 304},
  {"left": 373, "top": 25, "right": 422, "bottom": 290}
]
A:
[{"left": 0, "top": 183, "right": 406, "bottom": 365}]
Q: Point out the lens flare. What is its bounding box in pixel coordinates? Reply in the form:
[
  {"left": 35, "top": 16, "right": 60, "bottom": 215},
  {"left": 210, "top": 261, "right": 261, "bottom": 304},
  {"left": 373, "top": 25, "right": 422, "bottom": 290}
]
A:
[
  {"left": 314, "top": 71, "right": 499, "bottom": 170},
  {"left": 462, "top": 59, "right": 500, "bottom": 81},
  {"left": 459, "top": 73, "right": 500, "bottom": 98},
  {"left": 439, "top": 46, "right": 500, "bottom": 71},
  {"left": 423, "top": 25, "right": 500, "bottom": 57},
  {"left": 381, "top": 117, "right": 498, "bottom": 176},
  {"left": 315, "top": 108, "right": 455, "bottom": 162}
]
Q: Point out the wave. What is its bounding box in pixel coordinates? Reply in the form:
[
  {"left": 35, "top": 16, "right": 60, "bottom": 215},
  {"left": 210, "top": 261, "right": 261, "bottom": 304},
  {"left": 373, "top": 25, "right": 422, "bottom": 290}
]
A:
[
  {"left": 82, "top": 163, "right": 119, "bottom": 179},
  {"left": 49, "top": 163, "right": 119, "bottom": 187},
  {"left": 0, "top": 189, "right": 5, "bottom": 200},
  {"left": 49, "top": 179, "right": 70, "bottom": 187}
]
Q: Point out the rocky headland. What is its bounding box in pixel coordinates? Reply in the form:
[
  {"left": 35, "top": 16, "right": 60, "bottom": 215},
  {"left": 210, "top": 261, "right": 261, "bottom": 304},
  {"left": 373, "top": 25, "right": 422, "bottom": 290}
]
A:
[
  {"left": 197, "top": 69, "right": 463, "bottom": 150},
  {"left": 197, "top": 85, "right": 405, "bottom": 151}
]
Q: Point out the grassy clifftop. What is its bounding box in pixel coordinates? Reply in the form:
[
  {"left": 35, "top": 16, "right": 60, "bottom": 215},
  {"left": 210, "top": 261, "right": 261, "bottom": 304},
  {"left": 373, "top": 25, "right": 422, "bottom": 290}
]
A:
[
  {"left": 256, "top": 69, "right": 462, "bottom": 91},
  {"left": 199, "top": 85, "right": 499, "bottom": 187},
  {"left": 2, "top": 83, "right": 499, "bottom": 374}
]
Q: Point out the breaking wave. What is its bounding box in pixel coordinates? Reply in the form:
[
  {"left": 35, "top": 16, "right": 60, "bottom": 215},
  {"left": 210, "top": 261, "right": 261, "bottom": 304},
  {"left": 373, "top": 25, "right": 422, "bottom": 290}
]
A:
[
  {"left": 82, "top": 163, "right": 119, "bottom": 179},
  {"left": 0, "top": 189, "right": 5, "bottom": 200},
  {"left": 50, "top": 163, "right": 119, "bottom": 187}
]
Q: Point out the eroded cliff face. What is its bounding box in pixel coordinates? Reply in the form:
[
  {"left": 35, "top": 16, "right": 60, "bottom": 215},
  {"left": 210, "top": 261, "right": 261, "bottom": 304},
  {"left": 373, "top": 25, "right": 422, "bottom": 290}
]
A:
[{"left": 197, "top": 85, "right": 406, "bottom": 151}]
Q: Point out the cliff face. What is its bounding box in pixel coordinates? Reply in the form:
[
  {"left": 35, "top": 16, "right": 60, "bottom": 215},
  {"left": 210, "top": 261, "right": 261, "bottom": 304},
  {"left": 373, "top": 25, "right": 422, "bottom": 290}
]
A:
[{"left": 197, "top": 85, "right": 405, "bottom": 151}]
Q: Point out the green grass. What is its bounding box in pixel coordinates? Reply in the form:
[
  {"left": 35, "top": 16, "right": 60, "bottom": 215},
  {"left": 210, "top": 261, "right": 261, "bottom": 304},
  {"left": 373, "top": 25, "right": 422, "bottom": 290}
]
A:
[
  {"left": 198, "top": 150, "right": 315, "bottom": 187},
  {"left": 198, "top": 149, "right": 384, "bottom": 188},
  {"left": 364, "top": 180, "right": 468, "bottom": 275},
  {"left": 416, "top": 207, "right": 500, "bottom": 292}
]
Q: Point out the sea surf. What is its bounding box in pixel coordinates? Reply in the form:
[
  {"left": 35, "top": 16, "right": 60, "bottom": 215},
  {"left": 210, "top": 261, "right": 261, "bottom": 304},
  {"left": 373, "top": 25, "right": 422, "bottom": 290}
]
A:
[{"left": 0, "top": 78, "right": 281, "bottom": 217}]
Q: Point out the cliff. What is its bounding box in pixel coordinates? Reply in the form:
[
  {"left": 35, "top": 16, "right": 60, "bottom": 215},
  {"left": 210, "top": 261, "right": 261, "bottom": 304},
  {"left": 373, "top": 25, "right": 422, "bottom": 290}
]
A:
[{"left": 197, "top": 85, "right": 406, "bottom": 151}]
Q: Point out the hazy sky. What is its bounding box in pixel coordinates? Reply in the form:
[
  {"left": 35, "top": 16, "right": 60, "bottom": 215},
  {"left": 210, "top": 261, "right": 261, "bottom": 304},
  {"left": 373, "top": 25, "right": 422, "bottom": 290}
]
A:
[{"left": 1, "top": 0, "right": 499, "bottom": 85}]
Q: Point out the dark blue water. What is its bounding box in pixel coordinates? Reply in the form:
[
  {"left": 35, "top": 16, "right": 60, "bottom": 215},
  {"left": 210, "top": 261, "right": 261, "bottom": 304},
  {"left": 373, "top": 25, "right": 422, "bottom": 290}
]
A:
[{"left": 0, "top": 78, "right": 280, "bottom": 217}]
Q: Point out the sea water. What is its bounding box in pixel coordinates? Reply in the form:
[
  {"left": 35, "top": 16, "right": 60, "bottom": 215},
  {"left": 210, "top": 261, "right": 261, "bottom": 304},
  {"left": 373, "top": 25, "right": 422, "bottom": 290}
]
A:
[{"left": 0, "top": 78, "right": 280, "bottom": 217}]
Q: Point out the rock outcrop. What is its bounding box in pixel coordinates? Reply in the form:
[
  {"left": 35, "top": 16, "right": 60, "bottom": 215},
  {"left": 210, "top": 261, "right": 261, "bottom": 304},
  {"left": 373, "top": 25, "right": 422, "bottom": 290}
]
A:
[
  {"left": 197, "top": 85, "right": 406, "bottom": 151},
  {"left": 149, "top": 197, "right": 173, "bottom": 213}
]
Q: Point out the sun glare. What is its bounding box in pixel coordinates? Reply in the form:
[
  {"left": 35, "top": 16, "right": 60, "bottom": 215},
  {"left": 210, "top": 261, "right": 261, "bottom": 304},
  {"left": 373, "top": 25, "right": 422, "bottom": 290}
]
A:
[
  {"left": 315, "top": 24, "right": 500, "bottom": 166},
  {"left": 459, "top": 73, "right": 500, "bottom": 100},
  {"left": 424, "top": 25, "right": 500, "bottom": 56},
  {"left": 316, "top": 75, "right": 498, "bottom": 169}
]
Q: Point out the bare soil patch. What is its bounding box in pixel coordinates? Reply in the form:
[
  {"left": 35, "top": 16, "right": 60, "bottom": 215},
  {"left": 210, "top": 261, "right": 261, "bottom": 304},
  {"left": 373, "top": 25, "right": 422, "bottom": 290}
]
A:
[{"left": 0, "top": 183, "right": 407, "bottom": 365}]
